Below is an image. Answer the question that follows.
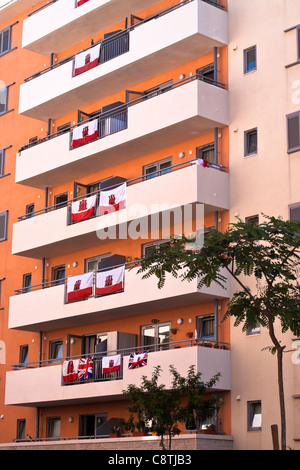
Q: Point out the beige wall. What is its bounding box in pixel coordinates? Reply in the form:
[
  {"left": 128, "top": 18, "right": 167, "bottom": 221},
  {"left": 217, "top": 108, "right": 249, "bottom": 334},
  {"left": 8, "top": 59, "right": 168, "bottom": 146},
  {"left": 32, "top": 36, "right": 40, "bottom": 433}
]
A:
[{"left": 228, "top": 0, "right": 300, "bottom": 450}]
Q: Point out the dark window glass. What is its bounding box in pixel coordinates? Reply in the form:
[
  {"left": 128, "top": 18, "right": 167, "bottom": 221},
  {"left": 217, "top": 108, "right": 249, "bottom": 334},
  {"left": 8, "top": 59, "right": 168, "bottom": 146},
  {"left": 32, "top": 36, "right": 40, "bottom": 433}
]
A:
[
  {"left": 245, "top": 129, "right": 257, "bottom": 156},
  {"left": 287, "top": 113, "right": 300, "bottom": 152},
  {"left": 0, "top": 211, "right": 8, "bottom": 241},
  {"left": 244, "top": 46, "right": 256, "bottom": 73}
]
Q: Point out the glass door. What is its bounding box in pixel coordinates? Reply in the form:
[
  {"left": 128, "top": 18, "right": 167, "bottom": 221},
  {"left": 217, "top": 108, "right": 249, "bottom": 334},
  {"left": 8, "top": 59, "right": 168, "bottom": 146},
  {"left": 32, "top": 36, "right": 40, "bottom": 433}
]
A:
[{"left": 141, "top": 322, "right": 170, "bottom": 351}]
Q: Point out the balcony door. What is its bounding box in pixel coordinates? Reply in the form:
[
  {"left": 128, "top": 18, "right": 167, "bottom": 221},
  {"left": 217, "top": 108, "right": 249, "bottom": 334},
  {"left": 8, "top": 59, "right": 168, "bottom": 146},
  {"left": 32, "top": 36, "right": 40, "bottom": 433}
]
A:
[{"left": 141, "top": 322, "right": 170, "bottom": 351}]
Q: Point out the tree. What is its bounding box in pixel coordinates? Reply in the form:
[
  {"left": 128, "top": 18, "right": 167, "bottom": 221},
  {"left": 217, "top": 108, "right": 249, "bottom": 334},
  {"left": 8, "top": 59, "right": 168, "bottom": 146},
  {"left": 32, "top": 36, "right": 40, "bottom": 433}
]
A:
[
  {"left": 122, "top": 365, "right": 221, "bottom": 450},
  {"left": 138, "top": 216, "right": 300, "bottom": 450}
]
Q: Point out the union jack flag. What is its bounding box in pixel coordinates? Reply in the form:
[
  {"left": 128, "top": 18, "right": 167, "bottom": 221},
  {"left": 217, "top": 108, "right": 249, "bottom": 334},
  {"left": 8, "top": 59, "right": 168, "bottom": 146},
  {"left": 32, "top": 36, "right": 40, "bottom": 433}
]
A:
[
  {"left": 78, "top": 357, "right": 93, "bottom": 380},
  {"left": 128, "top": 351, "right": 148, "bottom": 369}
]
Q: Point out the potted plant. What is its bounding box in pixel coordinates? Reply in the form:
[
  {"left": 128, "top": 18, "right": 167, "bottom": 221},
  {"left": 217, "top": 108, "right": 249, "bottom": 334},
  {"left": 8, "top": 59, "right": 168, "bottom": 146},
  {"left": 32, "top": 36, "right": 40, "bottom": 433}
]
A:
[
  {"left": 201, "top": 424, "right": 217, "bottom": 435},
  {"left": 123, "top": 414, "right": 148, "bottom": 436},
  {"left": 109, "top": 425, "right": 122, "bottom": 438}
]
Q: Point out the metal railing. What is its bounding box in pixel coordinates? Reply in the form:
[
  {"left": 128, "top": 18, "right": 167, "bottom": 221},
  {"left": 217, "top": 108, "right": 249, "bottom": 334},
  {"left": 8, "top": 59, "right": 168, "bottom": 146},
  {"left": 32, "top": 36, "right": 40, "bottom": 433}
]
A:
[
  {"left": 19, "top": 72, "right": 226, "bottom": 153},
  {"left": 11, "top": 337, "right": 229, "bottom": 372},
  {"left": 17, "top": 157, "right": 225, "bottom": 222},
  {"left": 24, "top": 0, "right": 225, "bottom": 82}
]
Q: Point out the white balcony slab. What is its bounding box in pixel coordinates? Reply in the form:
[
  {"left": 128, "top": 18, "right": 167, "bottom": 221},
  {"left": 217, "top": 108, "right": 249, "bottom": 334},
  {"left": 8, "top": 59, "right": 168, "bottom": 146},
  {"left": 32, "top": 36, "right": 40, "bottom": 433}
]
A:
[
  {"left": 12, "top": 164, "right": 229, "bottom": 259},
  {"left": 19, "top": 0, "right": 228, "bottom": 120},
  {"left": 22, "top": 0, "right": 163, "bottom": 56},
  {"left": 8, "top": 267, "right": 230, "bottom": 331},
  {"left": 16, "top": 79, "right": 229, "bottom": 189},
  {"left": 5, "top": 345, "right": 231, "bottom": 406}
]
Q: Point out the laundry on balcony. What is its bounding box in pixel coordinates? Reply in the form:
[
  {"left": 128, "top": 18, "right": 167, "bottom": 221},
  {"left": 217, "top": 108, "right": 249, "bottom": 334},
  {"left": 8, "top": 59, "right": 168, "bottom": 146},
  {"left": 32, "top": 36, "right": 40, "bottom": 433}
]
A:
[
  {"left": 67, "top": 272, "right": 93, "bottom": 303},
  {"left": 102, "top": 354, "right": 121, "bottom": 374},
  {"left": 73, "top": 43, "right": 101, "bottom": 76},
  {"left": 62, "top": 359, "right": 80, "bottom": 383},
  {"left": 99, "top": 182, "right": 126, "bottom": 215},
  {"left": 96, "top": 265, "right": 125, "bottom": 296},
  {"left": 71, "top": 119, "right": 98, "bottom": 148},
  {"left": 128, "top": 351, "right": 149, "bottom": 369},
  {"left": 71, "top": 194, "right": 97, "bottom": 222}
]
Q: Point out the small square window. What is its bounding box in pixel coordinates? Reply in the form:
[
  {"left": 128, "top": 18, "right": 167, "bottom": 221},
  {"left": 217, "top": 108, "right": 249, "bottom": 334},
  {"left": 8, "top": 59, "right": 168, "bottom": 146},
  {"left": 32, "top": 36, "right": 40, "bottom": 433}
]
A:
[
  {"left": 244, "top": 46, "right": 257, "bottom": 74},
  {"left": 248, "top": 401, "right": 262, "bottom": 431},
  {"left": 22, "top": 273, "right": 32, "bottom": 293},
  {"left": 19, "top": 345, "right": 29, "bottom": 364},
  {"left": 0, "top": 211, "right": 8, "bottom": 242},
  {"left": 245, "top": 129, "right": 257, "bottom": 156},
  {"left": 289, "top": 204, "right": 300, "bottom": 221},
  {"left": 0, "top": 27, "right": 11, "bottom": 55},
  {"left": 287, "top": 112, "right": 300, "bottom": 153},
  {"left": 54, "top": 192, "right": 68, "bottom": 209},
  {"left": 245, "top": 215, "right": 259, "bottom": 226},
  {"left": 0, "top": 87, "right": 8, "bottom": 115},
  {"left": 26, "top": 203, "right": 34, "bottom": 218}
]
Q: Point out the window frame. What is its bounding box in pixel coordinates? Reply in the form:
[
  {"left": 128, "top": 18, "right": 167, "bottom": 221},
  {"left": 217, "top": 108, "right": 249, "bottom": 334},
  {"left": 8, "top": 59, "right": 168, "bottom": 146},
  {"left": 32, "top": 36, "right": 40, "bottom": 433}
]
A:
[
  {"left": 196, "top": 142, "right": 215, "bottom": 163},
  {"left": 52, "top": 265, "right": 65, "bottom": 285},
  {"left": 19, "top": 344, "right": 29, "bottom": 365},
  {"left": 244, "top": 46, "right": 257, "bottom": 74},
  {"left": 22, "top": 273, "right": 32, "bottom": 293},
  {"left": 143, "top": 157, "right": 172, "bottom": 180},
  {"left": 142, "top": 239, "right": 171, "bottom": 258},
  {"left": 49, "top": 339, "right": 63, "bottom": 362},
  {"left": 0, "top": 26, "right": 11, "bottom": 56},
  {"left": 46, "top": 417, "right": 61, "bottom": 439},
  {"left": 16, "top": 419, "right": 26, "bottom": 441},
  {"left": 245, "top": 215, "right": 259, "bottom": 226},
  {"left": 54, "top": 192, "right": 68, "bottom": 209},
  {"left": 287, "top": 111, "right": 300, "bottom": 154},
  {"left": 0, "top": 210, "right": 8, "bottom": 242},
  {"left": 0, "top": 86, "right": 8, "bottom": 115},
  {"left": 197, "top": 314, "right": 215, "bottom": 341},
  {"left": 247, "top": 401, "right": 262, "bottom": 431},
  {"left": 244, "top": 128, "right": 258, "bottom": 157}
]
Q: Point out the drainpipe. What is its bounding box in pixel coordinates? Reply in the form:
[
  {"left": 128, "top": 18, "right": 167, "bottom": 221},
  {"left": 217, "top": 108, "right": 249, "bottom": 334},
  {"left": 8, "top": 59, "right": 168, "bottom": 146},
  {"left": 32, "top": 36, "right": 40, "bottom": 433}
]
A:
[
  {"left": 36, "top": 407, "right": 40, "bottom": 440},
  {"left": 214, "top": 46, "right": 218, "bottom": 84},
  {"left": 44, "top": 187, "right": 48, "bottom": 214},
  {"left": 214, "top": 127, "right": 218, "bottom": 164}
]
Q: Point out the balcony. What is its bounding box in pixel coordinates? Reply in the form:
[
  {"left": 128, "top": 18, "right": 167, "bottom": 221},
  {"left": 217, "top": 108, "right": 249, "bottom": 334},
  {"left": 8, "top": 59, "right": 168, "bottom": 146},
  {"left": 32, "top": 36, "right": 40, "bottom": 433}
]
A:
[
  {"left": 12, "top": 162, "right": 229, "bottom": 259},
  {"left": 5, "top": 341, "right": 231, "bottom": 407},
  {"left": 22, "top": 0, "right": 164, "bottom": 56},
  {"left": 8, "top": 264, "right": 230, "bottom": 332},
  {"left": 0, "top": 0, "right": 41, "bottom": 23},
  {"left": 16, "top": 76, "right": 229, "bottom": 189},
  {"left": 19, "top": 0, "right": 228, "bottom": 121}
]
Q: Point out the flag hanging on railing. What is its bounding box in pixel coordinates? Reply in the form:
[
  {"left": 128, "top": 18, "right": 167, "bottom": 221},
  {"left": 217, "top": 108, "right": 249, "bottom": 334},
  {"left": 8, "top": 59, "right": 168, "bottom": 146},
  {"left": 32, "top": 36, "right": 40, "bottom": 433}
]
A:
[
  {"left": 96, "top": 265, "right": 125, "bottom": 296},
  {"left": 67, "top": 272, "right": 94, "bottom": 303},
  {"left": 71, "top": 194, "right": 97, "bottom": 222},
  {"left": 71, "top": 119, "right": 98, "bottom": 148},
  {"left": 77, "top": 0, "right": 90, "bottom": 7},
  {"left": 99, "top": 182, "right": 126, "bottom": 215},
  {"left": 128, "top": 351, "right": 149, "bottom": 369},
  {"left": 62, "top": 359, "right": 80, "bottom": 383},
  {"left": 102, "top": 354, "right": 121, "bottom": 374},
  {"left": 78, "top": 357, "right": 94, "bottom": 380},
  {"left": 74, "top": 44, "right": 101, "bottom": 76},
  {"left": 196, "top": 158, "right": 208, "bottom": 167}
]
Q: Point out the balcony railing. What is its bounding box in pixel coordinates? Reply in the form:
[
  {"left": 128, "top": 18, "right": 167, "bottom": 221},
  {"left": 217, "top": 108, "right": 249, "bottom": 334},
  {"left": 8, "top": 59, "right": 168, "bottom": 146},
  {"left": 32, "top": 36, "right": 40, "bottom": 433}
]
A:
[
  {"left": 19, "top": 73, "right": 226, "bottom": 154},
  {"left": 16, "top": 158, "right": 225, "bottom": 222}
]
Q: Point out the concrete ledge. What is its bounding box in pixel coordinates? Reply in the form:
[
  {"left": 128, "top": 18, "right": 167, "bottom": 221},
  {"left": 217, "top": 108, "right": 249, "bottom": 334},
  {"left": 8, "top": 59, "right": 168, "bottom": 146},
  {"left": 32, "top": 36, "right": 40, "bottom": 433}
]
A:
[{"left": 0, "top": 434, "right": 233, "bottom": 451}]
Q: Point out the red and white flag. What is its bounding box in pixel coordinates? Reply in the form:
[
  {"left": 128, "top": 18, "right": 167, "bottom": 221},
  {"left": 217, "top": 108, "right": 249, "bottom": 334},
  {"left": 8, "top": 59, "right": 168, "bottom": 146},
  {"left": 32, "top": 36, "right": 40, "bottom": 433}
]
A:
[
  {"left": 71, "top": 119, "right": 98, "bottom": 148},
  {"left": 67, "top": 272, "right": 94, "bottom": 303},
  {"left": 77, "top": 0, "right": 90, "bottom": 7},
  {"left": 74, "top": 44, "right": 100, "bottom": 76},
  {"left": 62, "top": 359, "right": 79, "bottom": 383},
  {"left": 99, "top": 183, "right": 126, "bottom": 215},
  {"left": 196, "top": 158, "right": 208, "bottom": 167},
  {"left": 102, "top": 354, "right": 121, "bottom": 374},
  {"left": 71, "top": 194, "right": 97, "bottom": 222},
  {"left": 96, "top": 265, "right": 125, "bottom": 296}
]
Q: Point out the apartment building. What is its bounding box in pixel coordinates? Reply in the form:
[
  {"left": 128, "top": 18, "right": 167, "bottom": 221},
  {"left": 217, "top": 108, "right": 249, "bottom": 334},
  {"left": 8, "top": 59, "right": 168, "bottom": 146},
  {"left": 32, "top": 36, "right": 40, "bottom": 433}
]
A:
[{"left": 0, "top": 0, "right": 298, "bottom": 451}]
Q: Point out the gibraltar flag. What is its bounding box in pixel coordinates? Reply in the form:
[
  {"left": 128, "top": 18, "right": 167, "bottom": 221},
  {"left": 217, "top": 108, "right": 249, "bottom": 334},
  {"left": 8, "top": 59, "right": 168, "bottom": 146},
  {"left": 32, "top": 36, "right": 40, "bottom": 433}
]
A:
[
  {"left": 196, "top": 158, "right": 208, "bottom": 167},
  {"left": 62, "top": 359, "right": 79, "bottom": 383},
  {"left": 67, "top": 272, "right": 94, "bottom": 303},
  {"left": 96, "top": 265, "right": 125, "bottom": 296},
  {"left": 71, "top": 194, "right": 97, "bottom": 222},
  {"left": 71, "top": 119, "right": 98, "bottom": 148},
  {"left": 77, "top": 0, "right": 90, "bottom": 7},
  {"left": 74, "top": 44, "right": 100, "bottom": 76},
  {"left": 99, "top": 183, "right": 126, "bottom": 215},
  {"left": 102, "top": 354, "right": 121, "bottom": 374}
]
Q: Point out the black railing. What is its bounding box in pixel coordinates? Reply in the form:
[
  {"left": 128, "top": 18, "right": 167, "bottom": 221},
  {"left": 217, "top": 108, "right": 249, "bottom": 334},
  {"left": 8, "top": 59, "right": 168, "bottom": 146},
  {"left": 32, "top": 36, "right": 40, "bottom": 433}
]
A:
[
  {"left": 17, "top": 157, "right": 225, "bottom": 222},
  {"left": 24, "top": 0, "right": 225, "bottom": 82},
  {"left": 19, "top": 72, "right": 226, "bottom": 153}
]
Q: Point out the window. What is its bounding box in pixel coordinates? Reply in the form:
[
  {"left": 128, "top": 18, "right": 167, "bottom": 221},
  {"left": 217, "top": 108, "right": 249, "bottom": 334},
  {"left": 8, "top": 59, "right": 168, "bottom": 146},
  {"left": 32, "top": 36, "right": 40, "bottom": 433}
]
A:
[
  {"left": 46, "top": 417, "right": 61, "bottom": 439},
  {"left": 0, "top": 211, "right": 8, "bottom": 242},
  {"left": 85, "top": 253, "right": 111, "bottom": 272},
  {"left": 143, "top": 158, "right": 172, "bottom": 180},
  {"left": 245, "top": 214, "right": 259, "bottom": 226},
  {"left": 57, "top": 122, "right": 71, "bottom": 135},
  {"left": 16, "top": 419, "right": 26, "bottom": 441},
  {"left": 49, "top": 340, "right": 63, "bottom": 362},
  {"left": 196, "top": 64, "right": 215, "bottom": 83},
  {"left": 141, "top": 322, "right": 171, "bottom": 352},
  {"left": 0, "top": 87, "right": 8, "bottom": 114},
  {"left": 197, "top": 315, "right": 215, "bottom": 340},
  {"left": 52, "top": 265, "right": 65, "bottom": 285},
  {"left": 22, "top": 273, "right": 32, "bottom": 293},
  {"left": 289, "top": 204, "right": 300, "bottom": 221},
  {"left": 287, "top": 111, "right": 300, "bottom": 153},
  {"left": 19, "top": 345, "right": 28, "bottom": 365},
  {"left": 248, "top": 401, "right": 262, "bottom": 431},
  {"left": 0, "top": 27, "right": 11, "bottom": 55},
  {"left": 79, "top": 414, "right": 107, "bottom": 437},
  {"left": 246, "top": 321, "right": 260, "bottom": 336},
  {"left": 142, "top": 240, "right": 170, "bottom": 258},
  {"left": 54, "top": 192, "right": 68, "bottom": 209},
  {"left": 196, "top": 143, "right": 215, "bottom": 163},
  {"left": 25, "top": 203, "right": 34, "bottom": 219},
  {"left": 0, "top": 148, "right": 5, "bottom": 177},
  {"left": 245, "top": 128, "right": 257, "bottom": 156},
  {"left": 244, "top": 46, "right": 257, "bottom": 73},
  {"left": 144, "top": 80, "right": 173, "bottom": 98}
]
